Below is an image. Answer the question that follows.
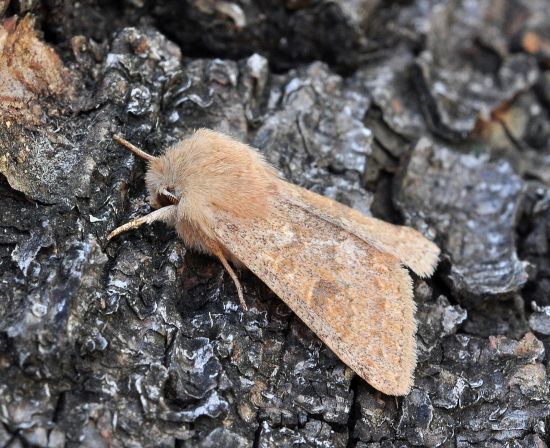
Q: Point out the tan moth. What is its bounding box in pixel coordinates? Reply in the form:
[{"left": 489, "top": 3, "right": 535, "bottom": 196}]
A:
[{"left": 108, "top": 129, "right": 440, "bottom": 395}]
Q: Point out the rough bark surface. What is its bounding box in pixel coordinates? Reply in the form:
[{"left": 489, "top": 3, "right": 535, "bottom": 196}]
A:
[{"left": 1, "top": 1, "right": 550, "bottom": 447}]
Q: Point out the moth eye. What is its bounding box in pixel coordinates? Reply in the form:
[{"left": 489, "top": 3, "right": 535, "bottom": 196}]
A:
[{"left": 157, "top": 187, "right": 178, "bottom": 207}]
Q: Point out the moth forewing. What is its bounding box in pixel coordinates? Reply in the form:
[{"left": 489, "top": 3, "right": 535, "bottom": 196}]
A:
[
  {"left": 285, "top": 184, "right": 440, "bottom": 278},
  {"left": 212, "top": 195, "right": 419, "bottom": 396}
]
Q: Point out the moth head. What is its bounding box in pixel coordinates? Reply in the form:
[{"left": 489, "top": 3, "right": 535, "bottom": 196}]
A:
[
  {"left": 108, "top": 135, "right": 184, "bottom": 241},
  {"left": 146, "top": 157, "right": 181, "bottom": 209},
  {"left": 112, "top": 134, "right": 182, "bottom": 210}
]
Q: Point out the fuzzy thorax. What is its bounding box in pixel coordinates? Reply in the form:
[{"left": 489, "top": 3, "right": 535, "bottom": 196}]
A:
[{"left": 145, "top": 129, "right": 280, "bottom": 246}]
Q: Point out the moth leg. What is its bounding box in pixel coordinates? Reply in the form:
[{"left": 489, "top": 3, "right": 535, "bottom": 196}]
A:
[
  {"left": 108, "top": 205, "right": 177, "bottom": 240},
  {"left": 212, "top": 246, "right": 247, "bottom": 311}
]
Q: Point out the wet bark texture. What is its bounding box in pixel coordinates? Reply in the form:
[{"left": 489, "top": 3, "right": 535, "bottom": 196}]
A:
[{"left": 1, "top": 0, "right": 550, "bottom": 446}]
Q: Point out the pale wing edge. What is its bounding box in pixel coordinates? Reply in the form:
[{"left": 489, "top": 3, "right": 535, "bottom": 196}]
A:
[{"left": 285, "top": 184, "right": 440, "bottom": 278}]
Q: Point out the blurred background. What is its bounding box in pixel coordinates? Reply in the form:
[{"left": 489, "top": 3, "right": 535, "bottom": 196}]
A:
[{"left": 0, "top": 1, "right": 549, "bottom": 447}]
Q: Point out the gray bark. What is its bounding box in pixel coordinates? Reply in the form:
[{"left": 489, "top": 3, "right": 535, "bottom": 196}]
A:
[{"left": 1, "top": 0, "right": 549, "bottom": 446}]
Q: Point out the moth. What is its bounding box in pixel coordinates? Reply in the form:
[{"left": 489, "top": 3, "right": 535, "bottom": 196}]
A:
[{"left": 109, "top": 129, "right": 440, "bottom": 395}]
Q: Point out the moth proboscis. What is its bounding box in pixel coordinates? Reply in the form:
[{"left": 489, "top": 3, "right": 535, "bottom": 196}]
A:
[{"left": 108, "top": 129, "right": 440, "bottom": 396}]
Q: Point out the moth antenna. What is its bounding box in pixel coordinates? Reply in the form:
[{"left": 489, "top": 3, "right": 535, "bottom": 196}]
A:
[
  {"left": 108, "top": 205, "right": 177, "bottom": 240},
  {"left": 113, "top": 134, "right": 157, "bottom": 162},
  {"left": 160, "top": 188, "right": 179, "bottom": 204},
  {"left": 212, "top": 245, "right": 247, "bottom": 311}
]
